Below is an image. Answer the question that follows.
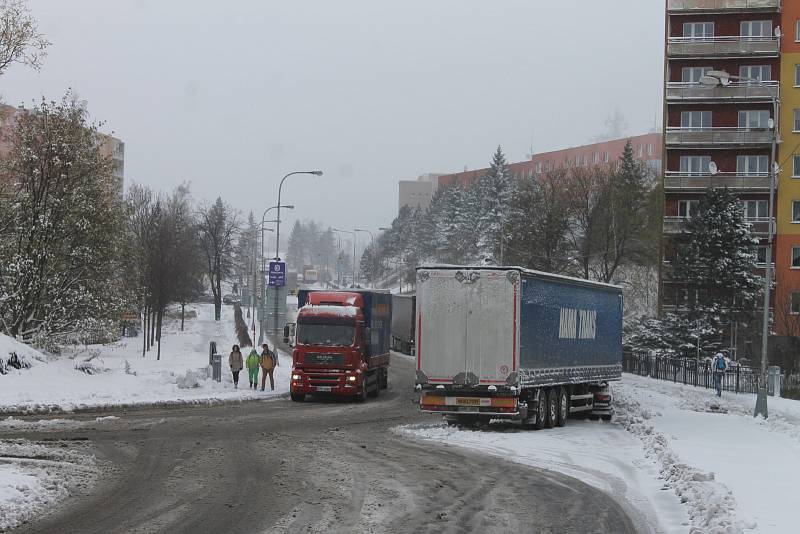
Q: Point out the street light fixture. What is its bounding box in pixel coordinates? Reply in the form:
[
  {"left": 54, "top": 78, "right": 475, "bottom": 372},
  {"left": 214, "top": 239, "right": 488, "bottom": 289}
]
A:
[
  {"left": 333, "top": 228, "right": 356, "bottom": 287},
  {"left": 700, "top": 70, "right": 777, "bottom": 418},
  {"left": 274, "top": 171, "right": 323, "bottom": 261}
]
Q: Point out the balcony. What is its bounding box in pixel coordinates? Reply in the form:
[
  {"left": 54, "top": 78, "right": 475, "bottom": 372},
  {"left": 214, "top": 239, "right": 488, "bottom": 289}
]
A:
[
  {"left": 665, "top": 127, "right": 774, "bottom": 147},
  {"left": 667, "top": 36, "right": 779, "bottom": 58},
  {"left": 663, "top": 216, "right": 773, "bottom": 235},
  {"left": 665, "top": 81, "right": 778, "bottom": 103},
  {"left": 664, "top": 171, "right": 772, "bottom": 191},
  {"left": 667, "top": 0, "right": 780, "bottom": 13}
]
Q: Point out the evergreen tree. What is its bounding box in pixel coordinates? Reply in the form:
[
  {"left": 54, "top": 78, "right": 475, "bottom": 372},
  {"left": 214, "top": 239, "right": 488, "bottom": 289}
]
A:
[
  {"left": 476, "top": 146, "right": 513, "bottom": 262},
  {"left": 674, "top": 188, "right": 762, "bottom": 332}
]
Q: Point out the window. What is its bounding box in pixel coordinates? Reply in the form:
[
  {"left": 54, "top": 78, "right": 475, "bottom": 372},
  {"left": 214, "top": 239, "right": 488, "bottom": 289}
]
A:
[
  {"left": 792, "top": 247, "right": 800, "bottom": 269},
  {"left": 740, "top": 20, "right": 772, "bottom": 38},
  {"left": 793, "top": 200, "right": 800, "bottom": 222},
  {"left": 797, "top": 19, "right": 800, "bottom": 42},
  {"left": 740, "top": 65, "right": 771, "bottom": 82},
  {"left": 795, "top": 65, "right": 800, "bottom": 86},
  {"left": 648, "top": 143, "right": 653, "bottom": 156},
  {"left": 792, "top": 292, "right": 800, "bottom": 314},
  {"left": 795, "top": 110, "right": 800, "bottom": 132},
  {"left": 592, "top": 152, "right": 599, "bottom": 164},
  {"left": 737, "top": 155, "right": 769, "bottom": 175},
  {"left": 794, "top": 155, "right": 800, "bottom": 177},
  {"left": 681, "top": 110, "right": 712, "bottom": 128},
  {"left": 297, "top": 323, "right": 355, "bottom": 347},
  {"left": 680, "top": 155, "right": 711, "bottom": 175},
  {"left": 604, "top": 151, "right": 609, "bottom": 163},
  {"left": 638, "top": 144, "right": 643, "bottom": 158},
  {"left": 742, "top": 199, "right": 768, "bottom": 219},
  {"left": 756, "top": 246, "right": 768, "bottom": 265},
  {"left": 682, "top": 66, "right": 712, "bottom": 83},
  {"left": 678, "top": 200, "right": 699, "bottom": 218},
  {"left": 684, "top": 22, "right": 714, "bottom": 38},
  {"left": 738, "top": 110, "right": 770, "bottom": 129},
  {"left": 535, "top": 162, "right": 542, "bottom": 173}
]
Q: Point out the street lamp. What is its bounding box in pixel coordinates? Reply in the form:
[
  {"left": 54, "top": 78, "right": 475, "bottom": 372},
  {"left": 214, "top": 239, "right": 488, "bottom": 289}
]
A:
[
  {"left": 333, "top": 228, "right": 356, "bottom": 287},
  {"left": 275, "top": 170, "right": 323, "bottom": 260},
  {"left": 354, "top": 228, "right": 375, "bottom": 288},
  {"left": 701, "top": 70, "right": 777, "bottom": 418}
]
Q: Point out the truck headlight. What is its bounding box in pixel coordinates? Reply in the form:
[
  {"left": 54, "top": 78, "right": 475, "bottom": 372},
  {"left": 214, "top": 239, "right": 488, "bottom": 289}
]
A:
[
  {"left": 292, "top": 374, "right": 301, "bottom": 380},
  {"left": 347, "top": 375, "right": 357, "bottom": 382}
]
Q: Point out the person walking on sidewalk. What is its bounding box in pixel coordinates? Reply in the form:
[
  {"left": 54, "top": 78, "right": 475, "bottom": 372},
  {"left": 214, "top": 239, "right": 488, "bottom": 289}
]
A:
[
  {"left": 229, "top": 345, "right": 243, "bottom": 389},
  {"left": 246, "top": 347, "right": 260, "bottom": 390},
  {"left": 260, "top": 343, "right": 276, "bottom": 391},
  {"left": 712, "top": 350, "right": 728, "bottom": 397}
]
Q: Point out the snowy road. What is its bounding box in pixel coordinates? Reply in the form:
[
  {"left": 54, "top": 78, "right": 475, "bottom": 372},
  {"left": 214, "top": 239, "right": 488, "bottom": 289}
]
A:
[{"left": 3, "top": 356, "right": 637, "bottom": 534}]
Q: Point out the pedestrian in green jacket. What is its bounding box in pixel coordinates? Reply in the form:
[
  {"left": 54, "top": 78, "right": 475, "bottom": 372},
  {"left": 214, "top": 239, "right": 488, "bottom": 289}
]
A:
[{"left": 245, "top": 348, "right": 260, "bottom": 390}]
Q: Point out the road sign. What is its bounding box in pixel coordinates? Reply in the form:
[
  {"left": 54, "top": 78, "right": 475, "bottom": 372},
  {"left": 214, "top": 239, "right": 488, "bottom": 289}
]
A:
[
  {"left": 269, "top": 261, "right": 286, "bottom": 287},
  {"left": 122, "top": 312, "right": 138, "bottom": 322}
]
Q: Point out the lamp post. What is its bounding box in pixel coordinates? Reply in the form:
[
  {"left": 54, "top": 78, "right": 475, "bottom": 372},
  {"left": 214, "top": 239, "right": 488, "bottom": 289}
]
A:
[
  {"left": 700, "top": 70, "right": 777, "bottom": 418},
  {"left": 354, "top": 228, "right": 375, "bottom": 288},
  {"left": 333, "top": 228, "right": 356, "bottom": 287},
  {"left": 274, "top": 171, "right": 322, "bottom": 260}
]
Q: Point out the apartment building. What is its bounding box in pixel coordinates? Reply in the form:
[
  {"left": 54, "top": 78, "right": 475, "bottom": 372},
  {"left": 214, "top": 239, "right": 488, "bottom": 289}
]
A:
[
  {"left": 436, "top": 132, "right": 663, "bottom": 190},
  {"left": 660, "top": 0, "right": 800, "bottom": 339},
  {"left": 0, "top": 103, "right": 125, "bottom": 197}
]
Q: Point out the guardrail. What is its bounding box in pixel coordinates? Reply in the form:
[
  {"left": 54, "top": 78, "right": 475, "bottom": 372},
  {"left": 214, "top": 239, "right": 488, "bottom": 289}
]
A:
[
  {"left": 623, "top": 352, "right": 762, "bottom": 394},
  {"left": 668, "top": 0, "right": 780, "bottom": 11},
  {"left": 666, "top": 81, "right": 778, "bottom": 102},
  {"left": 667, "top": 36, "right": 779, "bottom": 57},
  {"left": 665, "top": 127, "right": 774, "bottom": 146},
  {"left": 663, "top": 172, "right": 771, "bottom": 190}
]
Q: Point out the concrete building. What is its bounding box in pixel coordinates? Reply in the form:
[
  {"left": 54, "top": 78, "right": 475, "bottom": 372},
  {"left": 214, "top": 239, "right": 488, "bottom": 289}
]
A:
[
  {"left": 0, "top": 103, "right": 125, "bottom": 197},
  {"left": 398, "top": 173, "right": 443, "bottom": 211},
  {"left": 659, "top": 0, "right": 795, "bottom": 338},
  {"left": 436, "top": 132, "right": 663, "bottom": 190}
]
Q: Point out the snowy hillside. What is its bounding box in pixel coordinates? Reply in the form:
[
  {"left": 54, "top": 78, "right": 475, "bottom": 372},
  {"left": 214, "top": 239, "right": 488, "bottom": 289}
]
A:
[
  {"left": 400, "top": 374, "right": 800, "bottom": 534},
  {"left": 0, "top": 303, "right": 291, "bottom": 414}
]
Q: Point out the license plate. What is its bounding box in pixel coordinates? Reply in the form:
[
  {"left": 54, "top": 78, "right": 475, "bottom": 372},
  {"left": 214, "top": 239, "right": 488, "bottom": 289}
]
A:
[
  {"left": 316, "top": 386, "right": 332, "bottom": 392},
  {"left": 455, "top": 397, "right": 481, "bottom": 406}
]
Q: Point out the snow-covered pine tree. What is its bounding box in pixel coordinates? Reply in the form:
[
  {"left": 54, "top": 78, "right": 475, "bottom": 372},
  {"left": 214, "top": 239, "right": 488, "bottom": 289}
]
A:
[
  {"left": 673, "top": 187, "right": 762, "bottom": 332},
  {"left": 476, "top": 146, "right": 513, "bottom": 263}
]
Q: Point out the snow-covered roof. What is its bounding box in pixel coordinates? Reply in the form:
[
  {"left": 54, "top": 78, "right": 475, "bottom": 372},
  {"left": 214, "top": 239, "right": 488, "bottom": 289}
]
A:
[
  {"left": 417, "top": 264, "right": 623, "bottom": 291},
  {"left": 298, "top": 305, "right": 359, "bottom": 319}
]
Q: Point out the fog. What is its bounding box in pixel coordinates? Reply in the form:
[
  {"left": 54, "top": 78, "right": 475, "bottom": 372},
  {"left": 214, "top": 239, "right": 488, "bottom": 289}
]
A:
[{"left": 1, "top": 0, "right": 664, "bottom": 234}]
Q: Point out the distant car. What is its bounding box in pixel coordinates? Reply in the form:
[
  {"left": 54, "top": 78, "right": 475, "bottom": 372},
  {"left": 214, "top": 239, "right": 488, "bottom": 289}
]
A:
[{"left": 197, "top": 293, "right": 215, "bottom": 304}]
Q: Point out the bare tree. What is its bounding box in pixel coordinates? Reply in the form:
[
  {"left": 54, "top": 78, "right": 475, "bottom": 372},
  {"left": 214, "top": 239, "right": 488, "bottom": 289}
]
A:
[
  {"left": 197, "top": 198, "right": 238, "bottom": 321},
  {"left": 0, "top": 0, "right": 50, "bottom": 77}
]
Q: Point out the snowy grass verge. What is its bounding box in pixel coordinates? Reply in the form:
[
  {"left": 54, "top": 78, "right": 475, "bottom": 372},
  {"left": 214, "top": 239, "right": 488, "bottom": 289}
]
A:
[{"left": 0, "top": 439, "right": 97, "bottom": 532}]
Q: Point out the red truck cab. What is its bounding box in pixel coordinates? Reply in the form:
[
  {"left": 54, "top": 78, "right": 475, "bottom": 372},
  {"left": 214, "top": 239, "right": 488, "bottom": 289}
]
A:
[{"left": 290, "top": 291, "right": 390, "bottom": 402}]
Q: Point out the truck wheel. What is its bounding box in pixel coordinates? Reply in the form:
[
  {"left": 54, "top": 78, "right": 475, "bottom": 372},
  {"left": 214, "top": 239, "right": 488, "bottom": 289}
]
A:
[
  {"left": 290, "top": 393, "right": 305, "bottom": 402},
  {"left": 368, "top": 376, "right": 380, "bottom": 398},
  {"left": 556, "top": 387, "right": 568, "bottom": 427},
  {"left": 355, "top": 380, "right": 368, "bottom": 402},
  {"left": 381, "top": 370, "right": 389, "bottom": 390},
  {"left": 534, "top": 390, "right": 547, "bottom": 430},
  {"left": 546, "top": 389, "right": 557, "bottom": 429}
]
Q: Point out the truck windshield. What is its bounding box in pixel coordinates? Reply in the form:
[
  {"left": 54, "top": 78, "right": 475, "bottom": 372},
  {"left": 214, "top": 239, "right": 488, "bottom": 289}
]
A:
[{"left": 297, "top": 324, "right": 355, "bottom": 347}]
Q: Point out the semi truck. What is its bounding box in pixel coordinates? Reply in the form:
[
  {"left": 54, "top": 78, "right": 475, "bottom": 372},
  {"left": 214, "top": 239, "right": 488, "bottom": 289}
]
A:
[
  {"left": 415, "top": 266, "right": 622, "bottom": 429},
  {"left": 391, "top": 294, "right": 415, "bottom": 355},
  {"left": 290, "top": 289, "right": 392, "bottom": 402}
]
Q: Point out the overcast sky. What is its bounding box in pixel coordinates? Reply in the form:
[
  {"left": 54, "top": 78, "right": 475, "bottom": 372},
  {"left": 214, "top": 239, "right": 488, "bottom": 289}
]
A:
[{"left": 2, "top": 0, "right": 664, "bottom": 241}]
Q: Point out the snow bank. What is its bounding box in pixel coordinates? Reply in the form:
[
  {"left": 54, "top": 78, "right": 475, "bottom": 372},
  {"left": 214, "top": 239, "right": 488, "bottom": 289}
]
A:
[
  {"left": 0, "top": 334, "right": 48, "bottom": 372},
  {"left": 0, "top": 439, "right": 97, "bottom": 531},
  {"left": 0, "top": 304, "right": 291, "bottom": 414}
]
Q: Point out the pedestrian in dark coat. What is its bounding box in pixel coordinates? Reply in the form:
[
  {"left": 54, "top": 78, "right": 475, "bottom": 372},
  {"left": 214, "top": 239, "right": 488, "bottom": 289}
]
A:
[
  {"left": 260, "top": 343, "right": 276, "bottom": 391},
  {"left": 229, "top": 345, "right": 243, "bottom": 389}
]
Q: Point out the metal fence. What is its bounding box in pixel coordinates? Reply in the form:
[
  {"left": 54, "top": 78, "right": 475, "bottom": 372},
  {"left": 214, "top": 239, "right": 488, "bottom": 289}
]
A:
[{"left": 623, "top": 352, "right": 762, "bottom": 395}]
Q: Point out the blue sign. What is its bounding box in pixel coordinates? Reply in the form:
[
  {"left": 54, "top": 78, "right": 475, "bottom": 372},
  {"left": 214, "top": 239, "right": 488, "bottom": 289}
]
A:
[{"left": 268, "top": 261, "right": 286, "bottom": 287}]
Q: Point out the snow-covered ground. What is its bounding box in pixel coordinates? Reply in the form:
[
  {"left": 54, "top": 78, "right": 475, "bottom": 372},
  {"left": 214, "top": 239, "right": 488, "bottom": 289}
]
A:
[
  {"left": 399, "top": 375, "right": 800, "bottom": 534},
  {"left": 0, "top": 303, "right": 291, "bottom": 414},
  {"left": 0, "top": 438, "right": 98, "bottom": 532}
]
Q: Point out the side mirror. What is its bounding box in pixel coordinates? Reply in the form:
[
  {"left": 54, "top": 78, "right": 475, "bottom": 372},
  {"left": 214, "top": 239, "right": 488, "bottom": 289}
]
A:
[{"left": 283, "top": 325, "right": 290, "bottom": 337}]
